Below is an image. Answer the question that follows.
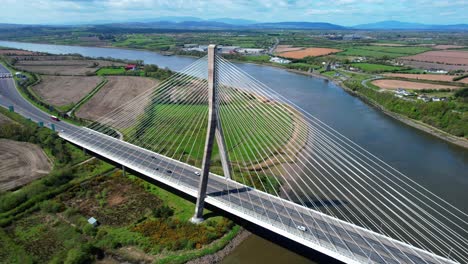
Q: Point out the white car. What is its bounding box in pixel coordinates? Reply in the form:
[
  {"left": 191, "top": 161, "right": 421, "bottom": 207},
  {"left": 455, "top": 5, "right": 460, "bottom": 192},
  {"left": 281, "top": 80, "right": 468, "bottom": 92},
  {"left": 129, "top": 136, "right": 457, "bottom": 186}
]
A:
[
  {"left": 297, "top": 225, "right": 307, "bottom": 232},
  {"left": 194, "top": 171, "right": 201, "bottom": 176}
]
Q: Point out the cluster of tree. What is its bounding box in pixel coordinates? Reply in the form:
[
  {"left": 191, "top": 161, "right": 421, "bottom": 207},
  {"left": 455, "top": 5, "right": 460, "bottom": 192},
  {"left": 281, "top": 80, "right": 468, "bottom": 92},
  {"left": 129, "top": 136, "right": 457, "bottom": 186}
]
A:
[
  {"left": 455, "top": 87, "right": 468, "bottom": 103},
  {"left": 143, "top": 64, "right": 173, "bottom": 80},
  {"left": 453, "top": 74, "right": 468, "bottom": 82}
]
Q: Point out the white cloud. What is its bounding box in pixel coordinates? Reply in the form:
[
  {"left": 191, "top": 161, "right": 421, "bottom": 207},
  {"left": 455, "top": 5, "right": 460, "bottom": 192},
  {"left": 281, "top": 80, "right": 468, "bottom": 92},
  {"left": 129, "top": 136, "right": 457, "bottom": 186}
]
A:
[{"left": 0, "top": 0, "right": 466, "bottom": 25}]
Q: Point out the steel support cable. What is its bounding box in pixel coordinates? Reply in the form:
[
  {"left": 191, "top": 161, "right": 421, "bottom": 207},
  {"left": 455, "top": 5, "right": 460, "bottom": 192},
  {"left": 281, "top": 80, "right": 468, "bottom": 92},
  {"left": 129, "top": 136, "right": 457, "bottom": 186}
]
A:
[
  {"left": 214, "top": 86, "right": 407, "bottom": 264},
  {"left": 217, "top": 60, "right": 458, "bottom": 264},
  {"left": 216, "top": 82, "right": 370, "bottom": 260},
  {"left": 122, "top": 81, "right": 210, "bottom": 173},
  {"left": 78, "top": 73, "right": 210, "bottom": 176},
  {"left": 215, "top": 83, "right": 300, "bottom": 236},
  {"left": 88, "top": 61, "right": 208, "bottom": 133},
  {"left": 216, "top": 60, "right": 428, "bottom": 264},
  {"left": 219, "top": 57, "right": 468, "bottom": 227},
  {"left": 215, "top": 63, "right": 376, "bottom": 260},
  {"left": 85, "top": 57, "right": 208, "bottom": 133},
  {"left": 94, "top": 76, "right": 209, "bottom": 170},
  {"left": 216, "top": 69, "right": 403, "bottom": 263},
  {"left": 218, "top": 57, "right": 468, "bottom": 245},
  {"left": 86, "top": 55, "right": 208, "bottom": 130},
  {"left": 218, "top": 58, "right": 462, "bottom": 262}
]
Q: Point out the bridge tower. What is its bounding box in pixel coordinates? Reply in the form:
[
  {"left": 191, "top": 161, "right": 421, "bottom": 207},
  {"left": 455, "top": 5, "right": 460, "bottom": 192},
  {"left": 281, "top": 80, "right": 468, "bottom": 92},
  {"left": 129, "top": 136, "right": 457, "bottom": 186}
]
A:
[{"left": 191, "top": 44, "right": 232, "bottom": 223}]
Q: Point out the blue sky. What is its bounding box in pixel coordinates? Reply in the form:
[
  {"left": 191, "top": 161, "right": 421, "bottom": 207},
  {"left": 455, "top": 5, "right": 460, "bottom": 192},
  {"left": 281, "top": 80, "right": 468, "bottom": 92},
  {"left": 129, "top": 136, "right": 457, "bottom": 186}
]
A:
[{"left": 1, "top": 0, "right": 467, "bottom": 25}]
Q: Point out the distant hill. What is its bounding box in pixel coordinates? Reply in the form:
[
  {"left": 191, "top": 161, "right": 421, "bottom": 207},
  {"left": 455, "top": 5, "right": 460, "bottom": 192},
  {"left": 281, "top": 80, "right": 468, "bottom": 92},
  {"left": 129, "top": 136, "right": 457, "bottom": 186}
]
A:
[
  {"left": 98, "top": 20, "right": 345, "bottom": 30},
  {"left": 252, "top": 22, "right": 345, "bottom": 30},
  {"left": 354, "top": 20, "right": 468, "bottom": 30},
  {"left": 1, "top": 18, "right": 467, "bottom": 31},
  {"left": 208, "top": 18, "right": 256, "bottom": 25}
]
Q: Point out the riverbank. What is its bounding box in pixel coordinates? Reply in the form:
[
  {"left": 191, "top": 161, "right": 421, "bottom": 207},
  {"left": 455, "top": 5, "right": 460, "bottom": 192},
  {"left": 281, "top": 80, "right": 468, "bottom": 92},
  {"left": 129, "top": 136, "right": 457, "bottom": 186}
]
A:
[
  {"left": 187, "top": 229, "right": 251, "bottom": 264},
  {"left": 284, "top": 67, "right": 468, "bottom": 150}
]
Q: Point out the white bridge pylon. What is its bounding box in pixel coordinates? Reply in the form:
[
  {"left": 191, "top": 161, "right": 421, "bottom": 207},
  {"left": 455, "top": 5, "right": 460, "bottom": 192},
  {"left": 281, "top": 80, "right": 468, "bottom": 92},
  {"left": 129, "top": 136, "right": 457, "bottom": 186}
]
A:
[{"left": 62, "top": 44, "right": 468, "bottom": 264}]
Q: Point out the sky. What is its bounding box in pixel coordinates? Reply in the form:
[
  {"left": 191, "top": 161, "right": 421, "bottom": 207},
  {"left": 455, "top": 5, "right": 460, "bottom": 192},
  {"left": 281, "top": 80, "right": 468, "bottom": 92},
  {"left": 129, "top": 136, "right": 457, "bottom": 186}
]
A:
[{"left": 1, "top": 0, "right": 467, "bottom": 26}]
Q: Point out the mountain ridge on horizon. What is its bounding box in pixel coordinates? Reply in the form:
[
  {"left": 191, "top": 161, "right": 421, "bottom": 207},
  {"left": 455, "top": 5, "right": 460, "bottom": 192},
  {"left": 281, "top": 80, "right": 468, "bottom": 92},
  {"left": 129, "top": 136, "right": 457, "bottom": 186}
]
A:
[{"left": 1, "top": 18, "right": 467, "bottom": 30}]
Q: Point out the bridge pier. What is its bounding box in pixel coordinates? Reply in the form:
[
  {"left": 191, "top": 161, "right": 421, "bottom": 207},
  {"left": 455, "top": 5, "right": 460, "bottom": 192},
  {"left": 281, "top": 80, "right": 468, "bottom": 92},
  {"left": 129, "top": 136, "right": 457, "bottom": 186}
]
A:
[{"left": 191, "top": 44, "right": 232, "bottom": 224}]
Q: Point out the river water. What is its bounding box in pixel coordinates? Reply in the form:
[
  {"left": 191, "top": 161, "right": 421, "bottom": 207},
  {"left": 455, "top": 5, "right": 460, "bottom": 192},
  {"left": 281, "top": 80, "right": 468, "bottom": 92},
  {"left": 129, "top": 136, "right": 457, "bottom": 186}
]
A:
[{"left": 1, "top": 40, "right": 466, "bottom": 263}]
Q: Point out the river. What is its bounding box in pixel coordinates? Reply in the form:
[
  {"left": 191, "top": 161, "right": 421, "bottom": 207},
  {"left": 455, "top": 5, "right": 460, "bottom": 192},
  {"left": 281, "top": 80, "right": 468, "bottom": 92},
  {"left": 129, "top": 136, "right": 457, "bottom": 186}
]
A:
[{"left": 0, "top": 40, "right": 467, "bottom": 263}]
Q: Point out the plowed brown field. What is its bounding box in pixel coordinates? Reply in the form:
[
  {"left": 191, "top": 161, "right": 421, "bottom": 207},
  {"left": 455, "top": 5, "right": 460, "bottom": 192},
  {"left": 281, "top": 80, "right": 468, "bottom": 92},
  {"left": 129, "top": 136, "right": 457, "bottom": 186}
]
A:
[
  {"left": 0, "top": 139, "right": 51, "bottom": 191},
  {"left": 32, "top": 76, "right": 103, "bottom": 107},
  {"left": 76, "top": 76, "right": 158, "bottom": 127},
  {"left": 372, "top": 79, "right": 461, "bottom": 90},
  {"left": 402, "top": 50, "right": 468, "bottom": 65},
  {"left": 383, "top": 73, "right": 468, "bottom": 84}
]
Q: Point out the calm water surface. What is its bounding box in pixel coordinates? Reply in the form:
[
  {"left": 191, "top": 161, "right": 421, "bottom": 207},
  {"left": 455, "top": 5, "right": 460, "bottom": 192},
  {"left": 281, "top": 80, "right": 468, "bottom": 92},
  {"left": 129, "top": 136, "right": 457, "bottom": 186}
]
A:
[{"left": 0, "top": 40, "right": 466, "bottom": 263}]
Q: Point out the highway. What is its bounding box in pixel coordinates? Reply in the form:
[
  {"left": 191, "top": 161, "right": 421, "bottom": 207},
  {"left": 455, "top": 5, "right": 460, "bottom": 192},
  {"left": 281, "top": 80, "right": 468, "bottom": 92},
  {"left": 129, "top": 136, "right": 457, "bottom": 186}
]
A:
[{"left": 0, "top": 64, "right": 456, "bottom": 264}]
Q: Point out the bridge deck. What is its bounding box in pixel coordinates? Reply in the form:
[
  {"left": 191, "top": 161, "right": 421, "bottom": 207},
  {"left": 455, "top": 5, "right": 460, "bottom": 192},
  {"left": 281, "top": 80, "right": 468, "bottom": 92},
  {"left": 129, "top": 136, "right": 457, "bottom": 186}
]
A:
[{"left": 60, "top": 128, "right": 456, "bottom": 264}]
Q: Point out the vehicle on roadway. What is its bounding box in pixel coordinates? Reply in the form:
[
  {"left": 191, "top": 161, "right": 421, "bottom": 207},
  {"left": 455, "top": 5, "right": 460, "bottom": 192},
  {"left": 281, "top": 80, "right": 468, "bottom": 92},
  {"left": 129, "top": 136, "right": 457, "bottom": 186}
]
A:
[
  {"left": 50, "top": 115, "right": 60, "bottom": 121},
  {"left": 297, "top": 225, "right": 307, "bottom": 232},
  {"left": 194, "top": 171, "right": 200, "bottom": 176},
  {"left": 166, "top": 170, "right": 172, "bottom": 174}
]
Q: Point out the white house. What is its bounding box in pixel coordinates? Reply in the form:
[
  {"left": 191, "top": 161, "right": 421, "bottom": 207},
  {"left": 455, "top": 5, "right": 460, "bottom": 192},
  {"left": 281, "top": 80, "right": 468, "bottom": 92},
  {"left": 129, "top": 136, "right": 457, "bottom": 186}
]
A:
[
  {"left": 237, "top": 48, "right": 266, "bottom": 54},
  {"left": 270, "top": 57, "right": 291, "bottom": 64},
  {"left": 395, "top": 88, "right": 411, "bottom": 96},
  {"left": 417, "top": 94, "right": 431, "bottom": 102}
]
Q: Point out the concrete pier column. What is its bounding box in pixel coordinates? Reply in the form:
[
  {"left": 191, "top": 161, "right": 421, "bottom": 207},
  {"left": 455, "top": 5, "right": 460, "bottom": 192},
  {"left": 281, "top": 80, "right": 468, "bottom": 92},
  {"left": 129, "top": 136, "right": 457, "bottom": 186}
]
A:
[{"left": 191, "top": 44, "right": 232, "bottom": 223}]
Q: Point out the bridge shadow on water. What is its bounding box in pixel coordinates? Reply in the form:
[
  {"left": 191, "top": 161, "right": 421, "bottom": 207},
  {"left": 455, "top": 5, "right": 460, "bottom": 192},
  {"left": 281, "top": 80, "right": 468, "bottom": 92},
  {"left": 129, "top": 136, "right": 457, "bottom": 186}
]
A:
[{"left": 77, "top": 147, "right": 344, "bottom": 264}]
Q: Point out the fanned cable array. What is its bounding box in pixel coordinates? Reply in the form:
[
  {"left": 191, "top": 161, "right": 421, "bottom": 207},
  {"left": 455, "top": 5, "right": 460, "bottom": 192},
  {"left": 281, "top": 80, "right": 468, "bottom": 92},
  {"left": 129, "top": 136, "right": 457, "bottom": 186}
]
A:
[{"left": 65, "top": 54, "right": 468, "bottom": 264}]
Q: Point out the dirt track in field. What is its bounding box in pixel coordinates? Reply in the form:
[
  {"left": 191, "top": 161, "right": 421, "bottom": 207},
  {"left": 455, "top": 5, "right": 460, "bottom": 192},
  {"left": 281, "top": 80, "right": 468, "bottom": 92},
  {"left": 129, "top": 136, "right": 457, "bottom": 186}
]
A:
[
  {"left": 383, "top": 73, "right": 468, "bottom": 84},
  {"left": 433, "top": 45, "right": 465, "bottom": 50},
  {"left": 279, "top": 47, "right": 342, "bottom": 59},
  {"left": 371, "top": 79, "right": 461, "bottom": 90},
  {"left": 32, "top": 76, "right": 103, "bottom": 107},
  {"left": 76, "top": 76, "right": 158, "bottom": 127},
  {"left": 0, "top": 49, "right": 36, "bottom": 55},
  {"left": 0, "top": 139, "right": 52, "bottom": 191}
]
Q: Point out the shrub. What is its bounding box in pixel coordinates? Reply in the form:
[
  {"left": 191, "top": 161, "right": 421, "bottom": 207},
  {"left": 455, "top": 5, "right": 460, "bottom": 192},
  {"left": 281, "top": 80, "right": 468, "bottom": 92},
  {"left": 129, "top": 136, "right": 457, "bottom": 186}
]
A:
[
  {"left": 153, "top": 205, "right": 174, "bottom": 218},
  {"left": 40, "top": 200, "right": 64, "bottom": 213},
  {"left": 64, "top": 246, "right": 92, "bottom": 264}
]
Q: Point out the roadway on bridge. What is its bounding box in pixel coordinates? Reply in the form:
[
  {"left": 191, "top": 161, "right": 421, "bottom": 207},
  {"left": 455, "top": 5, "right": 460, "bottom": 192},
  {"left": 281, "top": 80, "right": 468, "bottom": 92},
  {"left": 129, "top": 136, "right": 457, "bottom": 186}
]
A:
[{"left": 0, "top": 64, "right": 454, "bottom": 264}]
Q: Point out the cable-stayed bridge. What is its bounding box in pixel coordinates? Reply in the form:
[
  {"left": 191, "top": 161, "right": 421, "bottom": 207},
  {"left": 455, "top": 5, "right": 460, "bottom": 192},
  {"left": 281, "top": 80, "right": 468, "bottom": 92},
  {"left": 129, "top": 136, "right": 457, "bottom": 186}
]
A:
[{"left": 55, "top": 45, "right": 468, "bottom": 264}]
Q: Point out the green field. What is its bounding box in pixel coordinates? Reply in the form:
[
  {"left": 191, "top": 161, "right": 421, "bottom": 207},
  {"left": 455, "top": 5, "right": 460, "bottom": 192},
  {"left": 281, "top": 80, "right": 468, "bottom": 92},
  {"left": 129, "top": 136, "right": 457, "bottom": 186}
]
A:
[
  {"left": 351, "top": 63, "right": 403, "bottom": 73},
  {"left": 338, "top": 45, "right": 430, "bottom": 59},
  {"left": 113, "top": 34, "right": 175, "bottom": 51},
  {"left": 108, "top": 86, "right": 302, "bottom": 193},
  {"left": 96, "top": 67, "right": 126, "bottom": 75}
]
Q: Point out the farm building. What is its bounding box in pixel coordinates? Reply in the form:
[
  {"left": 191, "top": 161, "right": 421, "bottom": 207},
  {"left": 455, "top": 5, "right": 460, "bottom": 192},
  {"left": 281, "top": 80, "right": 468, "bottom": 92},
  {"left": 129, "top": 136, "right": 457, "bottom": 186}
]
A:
[
  {"left": 125, "top": 64, "right": 137, "bottom": 71},
  {"left": 270, "top": 57, "right": 291, "bottom": 64},
  {"left": 395, "top": 88, "right": 411, "bottom": 96},
  {"left": 237, "top": 48, "right": 266, "bottom": 54},
  {"left": 88, "top": 217, "right": 99, "bottom": 227}
]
